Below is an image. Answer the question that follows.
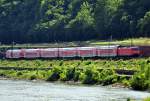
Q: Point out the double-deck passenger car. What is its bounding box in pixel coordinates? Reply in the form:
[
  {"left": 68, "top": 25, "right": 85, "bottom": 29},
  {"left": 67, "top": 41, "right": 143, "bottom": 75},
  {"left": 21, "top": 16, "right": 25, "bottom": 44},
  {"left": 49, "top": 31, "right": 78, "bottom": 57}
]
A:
[{"left": 5, "top": 46, "right": 141, "bottom": 59}]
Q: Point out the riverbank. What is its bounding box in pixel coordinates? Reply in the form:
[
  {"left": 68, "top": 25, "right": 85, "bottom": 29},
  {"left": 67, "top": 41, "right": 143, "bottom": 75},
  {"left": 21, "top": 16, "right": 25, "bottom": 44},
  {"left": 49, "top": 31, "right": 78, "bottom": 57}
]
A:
[
  {"left": 0, "top": 58, "right": 150, "bottom": 91},
  {"left": 0, "top": 75, "right": 129, "bottom": 89}
]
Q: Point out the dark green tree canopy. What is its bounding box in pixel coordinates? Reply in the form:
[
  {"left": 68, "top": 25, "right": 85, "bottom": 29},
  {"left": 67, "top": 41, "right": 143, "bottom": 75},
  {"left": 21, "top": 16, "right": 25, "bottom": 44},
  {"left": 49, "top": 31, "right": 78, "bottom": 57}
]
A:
[{"left": 0, "top": 0, "right": 150, "bottom": 44}]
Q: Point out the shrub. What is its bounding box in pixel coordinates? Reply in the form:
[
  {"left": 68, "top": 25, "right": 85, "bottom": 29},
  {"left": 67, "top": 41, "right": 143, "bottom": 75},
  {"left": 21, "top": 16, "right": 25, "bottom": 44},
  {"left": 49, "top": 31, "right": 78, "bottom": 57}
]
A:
[
  {"left": 99, "top": 69, "right": 117, "bottom": 85},
  {"left": 127, "top": 98, "right": 131, "bottom": 101},
  {"left": 84, "top": 61, "right": 92, "bottom": 65},
  {"left": 60, "top": 67, "right": 75, "bottom": 81},
  {"left": 73, "top": 70, "right": 81, "bottom": 81},
  {"left": 77, "top": 62, "right": 81, "bottom": 66},
  {"left": 60, "top": 71, "right": 67, "bottom": 81},
  {"left": 30, "top": 74, "right": 37, "bottom": 80},
  {"left": 130, "top": 73, "right": 149, "bottom": 90},
  {"left": 143, "top": 97, "right": 150, "bottom": 101},
  {"left": 122, "top": 79, "right": 130, "bottom": 87},
  {"left": 0, "top": 70, "right": 6, "bottom": 77},
  {"left": 66, "top": 67, "right": 75, "bottom": 81},
  {"left": 16, "top": 72, "right": 23, "bottom": 76},
  {"left": 59, "top": 60, "right": 64, "bottom": 66},
  {"left": 37, "top": 70, "right": 47, "bottom": 79},
  {"left": 102, "top": 75, "right": 118, "bottom": 85},
  {"left": 47, "top": 66, "right": 62, "bottom": 81},
  {"left": 82, "top": 67, "right": 100, "bottom": 84}
]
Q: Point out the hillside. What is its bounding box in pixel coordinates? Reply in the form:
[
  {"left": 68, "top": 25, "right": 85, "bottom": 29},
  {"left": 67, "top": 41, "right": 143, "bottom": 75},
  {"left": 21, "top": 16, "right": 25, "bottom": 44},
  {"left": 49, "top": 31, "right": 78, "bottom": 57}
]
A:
[{"left": 0, "top": 0, "right": 150, "bottom": 44}]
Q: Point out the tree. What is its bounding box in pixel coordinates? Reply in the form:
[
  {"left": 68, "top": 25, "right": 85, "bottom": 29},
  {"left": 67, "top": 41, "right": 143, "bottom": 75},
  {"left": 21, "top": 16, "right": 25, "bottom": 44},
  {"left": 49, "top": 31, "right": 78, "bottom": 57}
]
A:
[
  {"left": 0, "top": 0, "right": 150, "bottom": 44},
  {"left": 66, "top": 1, "right": 95, "bottom": 41},
  {"left": 138, "top": 11, "right": 150, "bottom": 37},
  {"left": 95, "top": 0, "right": 123, "bottom": 39},
  {"left": 35, "top": 0, "right": 68, "bottom": 42},
  {"left": 0, "top": 0, "right": 41, "bottom": 43}
]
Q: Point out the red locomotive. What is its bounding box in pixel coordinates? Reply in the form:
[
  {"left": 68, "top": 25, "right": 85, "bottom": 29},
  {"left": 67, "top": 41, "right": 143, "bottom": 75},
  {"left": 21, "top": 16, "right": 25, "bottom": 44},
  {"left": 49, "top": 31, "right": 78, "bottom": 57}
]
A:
[
  {"left": 5, "top": 45, "right": 141, "bottom": 59},
  {"left": 118, "top": 47, "right": 140, "bottom": 56}
]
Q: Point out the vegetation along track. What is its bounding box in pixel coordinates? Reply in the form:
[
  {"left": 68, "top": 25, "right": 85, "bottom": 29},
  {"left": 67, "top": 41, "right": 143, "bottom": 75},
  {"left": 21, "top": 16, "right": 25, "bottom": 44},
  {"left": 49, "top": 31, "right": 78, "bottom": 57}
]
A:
[
  {"left": 0, "top": 66, "right": 137, "bottom": 76},
  {"left": 0, "top": 58, "right": 150, "bottom": 91}
]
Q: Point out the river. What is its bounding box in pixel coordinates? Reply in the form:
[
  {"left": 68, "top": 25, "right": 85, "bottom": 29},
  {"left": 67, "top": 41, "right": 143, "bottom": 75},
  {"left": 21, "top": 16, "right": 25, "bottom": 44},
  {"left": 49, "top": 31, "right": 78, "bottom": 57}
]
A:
[{"left": 0, "top": 80, "right": 149, "bottom": 101}]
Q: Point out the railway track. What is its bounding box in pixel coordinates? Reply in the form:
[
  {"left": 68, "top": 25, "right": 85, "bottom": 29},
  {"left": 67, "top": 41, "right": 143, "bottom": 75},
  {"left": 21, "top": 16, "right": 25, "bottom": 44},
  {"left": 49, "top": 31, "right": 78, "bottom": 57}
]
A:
[{"left": 0, "top": 66, "right": 137, "bottom": 76}]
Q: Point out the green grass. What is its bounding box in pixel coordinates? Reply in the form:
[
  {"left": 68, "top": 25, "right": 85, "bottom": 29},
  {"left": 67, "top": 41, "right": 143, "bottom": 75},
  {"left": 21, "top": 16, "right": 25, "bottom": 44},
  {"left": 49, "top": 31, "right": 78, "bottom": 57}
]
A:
[
  {"left": 0, "top": 38, "right": 150, "bottom": 50},
  {"left": 89, "top": 38, "right": 150, "bottom": 46}
]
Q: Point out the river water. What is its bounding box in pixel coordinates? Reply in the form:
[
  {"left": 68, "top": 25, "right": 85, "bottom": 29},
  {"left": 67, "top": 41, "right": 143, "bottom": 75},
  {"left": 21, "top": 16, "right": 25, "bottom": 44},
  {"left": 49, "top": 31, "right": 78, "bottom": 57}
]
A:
[{"left": 0, "top": 80, "right": 149, "bottom": 101}]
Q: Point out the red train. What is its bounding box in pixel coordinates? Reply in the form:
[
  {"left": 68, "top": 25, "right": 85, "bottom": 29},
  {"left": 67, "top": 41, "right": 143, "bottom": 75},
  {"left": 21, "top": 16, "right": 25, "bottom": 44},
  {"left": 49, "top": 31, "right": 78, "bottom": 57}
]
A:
[{"left": 5, "top": 46, "right": 140, "bottom": 59}]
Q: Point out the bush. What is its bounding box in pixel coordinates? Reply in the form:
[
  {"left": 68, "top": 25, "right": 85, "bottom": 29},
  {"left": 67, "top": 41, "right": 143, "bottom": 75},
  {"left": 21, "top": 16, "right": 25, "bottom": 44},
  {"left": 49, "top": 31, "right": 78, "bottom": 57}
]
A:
[
  {"left": 37, "top": 70, "right": 47, "bottom": 79},
  {"left": 143, "top": 97, "right": 150, "bottom": 101},
  {"left": 0, "top": 70, "right": 6, "bottom": 77},
  {"left": 60, "top": 70, "right": 67, "bottom": 81},
  {"left": 30, "top": 74, "right": 37, "bottom": 80},
  {"left": 59, "top": 60, "right": 64, "bottom": 66},
  {"left": 66, "top": 67, "right": 75, "bottom": 81},
  {"left": 82, "top": 67, "right": 100, "bottom": 84},
  {"left": 73, "top": 70, "right": 81, "bottom": 81},
  {"left": 122, "top": 79, "right": 130, "bottom": 87},
  {"left": 60, "top": 67, "right": 75, "bottom": 81},
  {"left": 130, "top": 73, "right": 149, "bottom": 90},
  {"left": 99, "top": 69, "right": 117, "bottom": 85},
  {"left": 84, "top": 61, "right": 92, "bottom": 65},
  {"left": 127, "top": 98, "right": 131, "bottom": 101},
  {"left": 16, "top": 72, "right": 23, "bottom": 76},
  {"left": 47, "top": 66, "right": 62, "bottom": 81},
  {"left": 102, "top": 75, "right": 118, "bottom": 86}
]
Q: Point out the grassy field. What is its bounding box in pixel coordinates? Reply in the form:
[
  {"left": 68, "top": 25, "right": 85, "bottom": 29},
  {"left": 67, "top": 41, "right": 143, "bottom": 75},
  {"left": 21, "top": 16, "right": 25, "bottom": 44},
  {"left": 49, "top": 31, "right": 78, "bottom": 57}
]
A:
[
  {"left": 89, "top": 38, "right": 150, "bottom": 46},
  {"left": 0, "top": 38, "right": 150, "bottom": 50}
]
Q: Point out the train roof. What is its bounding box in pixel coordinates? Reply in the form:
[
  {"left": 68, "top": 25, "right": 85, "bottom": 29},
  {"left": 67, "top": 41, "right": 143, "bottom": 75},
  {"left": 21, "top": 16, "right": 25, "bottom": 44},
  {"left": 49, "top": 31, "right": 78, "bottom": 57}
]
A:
[
  {"left": 96, "top": 45, "right": 119, "bottom": 49},
  {"left": 76, "top": 47, "right": 96, "bottom": 50},
  {"left": 59, "top": 47, "right": 77, "bottom": 50},
  {"left": 7, "top": 49, "right": 21, "bottom": 52},
  {"left": 42, "top": 48, "right": 58, "bottom": 51}
]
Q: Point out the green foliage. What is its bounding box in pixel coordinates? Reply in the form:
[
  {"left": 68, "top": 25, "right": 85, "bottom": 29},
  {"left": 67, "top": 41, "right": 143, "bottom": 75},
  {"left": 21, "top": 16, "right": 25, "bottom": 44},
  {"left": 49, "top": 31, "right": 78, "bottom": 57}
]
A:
[
  {"left": 130, "top": 73, "right": 149, "bottom": 90},
  {"left": 16, "top": 71, "right": 23, "bottom": 76},
  {"left": 73, "top": 69, "right": 80, "bottom": 81},
  {"left": 99, "top": 69, "right": 117, "bottom": 85},
  {"left": 84, "top": 61, "right": 92, "bottom": 65},
  {"left": 138, "top": 11, "right": 150, "bottom": 37},
  {"left": 47, "top": 66, "right": 62, "bottom": 81},
  {"left": 144, "top": 97, "right": 150, "bottom": 101},
  {"left": 127, "top": 98, "right": 131, "bottom": 101},
  {"left": 130, "top": 62, "right": 150, "bottom": 90},
  {"left": 67, "top": 1, "right": 94, "bottom": 28},
  {"left": 30, "top": 74, "right": 37, "bottom": 80},
  {"left": 59, "top": 60, "right": 64, "bottom": 66},
  {"left": 1, "top": 58, "right": 150, "bottom": 91},
  {"left": 1, "top": 0, "right": 150, "bottom": 43},
  {"left": 60, "top": 67, "right": 76, "bottom": 81},
  {"left": 81, "top": 67, "right": 100, "bottom": 84}
]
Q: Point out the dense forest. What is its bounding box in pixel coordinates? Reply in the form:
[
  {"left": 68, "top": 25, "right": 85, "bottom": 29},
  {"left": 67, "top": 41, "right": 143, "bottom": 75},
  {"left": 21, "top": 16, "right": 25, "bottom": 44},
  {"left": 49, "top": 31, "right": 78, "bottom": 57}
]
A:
[{"left": 0, "top": 0, "right": 150, "bottom": 44}]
